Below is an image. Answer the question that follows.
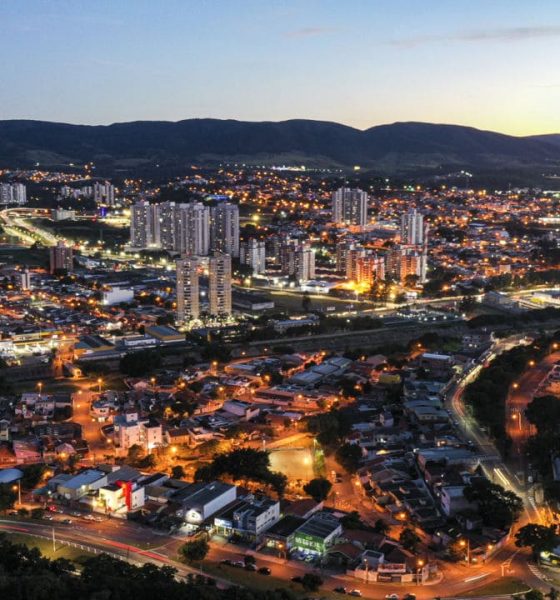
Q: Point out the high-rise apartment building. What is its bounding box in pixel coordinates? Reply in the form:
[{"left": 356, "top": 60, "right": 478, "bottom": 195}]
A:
[
  {"left": 331, "top": 187, "right": 368, "bottom": 227},
  {"left": 131, "top": 201, "right": 211, "bottom": 255},
  {"left": 210, "top": 203, "right": 239, "bottom": 257},
  {"left": 240, "top": 238, "right": 266, "bottom": 275},
  {"left": 130, "top": 200, "right": 159, "bottom": 248},
  {"left": 93, "top": 181, "right": 116, "bottom": 206},
  {"left": 400, "top": 209, "right": 425, "bottom": 245},
  {"left": 0, "top": 183, "right": 27, "bottom": 205},
  {"left": 282, "top": 241, "right": 315, "bottom": 284},
  {"left": 176, "top": 258, "right": 200, "bottom": 323},
  {"left": 209, "top": 253, "right": 232, "bottom": 316},
  {"left": 357, "top": 254, "right": 385, "bottom": 286},
  {"left": 49, "top": 241, "right": 73, "bottom": 274},
  {"left": 19, "top": 268, "right": 32, "bottom": 291}
]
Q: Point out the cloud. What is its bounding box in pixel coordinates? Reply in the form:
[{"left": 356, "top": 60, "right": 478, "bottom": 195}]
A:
[
  {"left": 284, "top": 27, "right": 338, "bottom": 39},
  {"left": 391, "top": 26, "right": 560, "bottom": 47}
]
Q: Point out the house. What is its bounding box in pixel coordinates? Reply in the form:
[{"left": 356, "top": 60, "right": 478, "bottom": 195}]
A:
[{"left": 222, "top": 400, "right": 260, "bottom": 421}]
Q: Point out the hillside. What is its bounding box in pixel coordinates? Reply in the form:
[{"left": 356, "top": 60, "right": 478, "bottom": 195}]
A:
[{"left": 0, "top": 118, "right": 559, "bottom": 175}]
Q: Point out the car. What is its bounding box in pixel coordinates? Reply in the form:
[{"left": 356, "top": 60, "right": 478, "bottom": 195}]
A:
[
  {"left": 244, "top": 563, "right": 257, "bottom": 571},
  {"left": 232, "top": 561, "right": 245, "bottom": 568},
  {"left": 84, "top": 515, "right": 95, "bottom": 521},
  {"left": 257, "top": 567, "right": 271, "bottom": 576},
  {"left": 349, "top": 591, "right": 362, "bottom": 597},
  {"left": 61, "top": 518, "right": 73, "bottom": 524},
  {"left": 334, "top": 587, "right": 347, "bottom": 594},
  {"left": 8, "top": 511, "right": 17, "bottom": 516},
  {"left": 385, "top": 594, "right": 399, "bottom": 600},
  {"left": 220, "top": 559, "right": 233, "bottom": 566},
  {"left": 43, "top": 515, "right": 53, "bottom": 520},
  {"left": 403, "top": 594, "right": 416, "bottom": 600}
]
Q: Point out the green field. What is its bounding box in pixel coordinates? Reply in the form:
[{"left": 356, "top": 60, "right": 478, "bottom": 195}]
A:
[{"left": 3, "top": 532, "right": 94, "bottom": 564}]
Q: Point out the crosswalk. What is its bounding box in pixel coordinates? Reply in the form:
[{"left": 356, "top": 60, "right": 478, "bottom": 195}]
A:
[{"left": 528, "top": 562, "right": 550, "bottom": 582}]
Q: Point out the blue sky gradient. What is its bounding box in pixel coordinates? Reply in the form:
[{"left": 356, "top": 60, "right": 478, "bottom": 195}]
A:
[{"left": 1, "top": 0, "right": 559, "bottom": 134}]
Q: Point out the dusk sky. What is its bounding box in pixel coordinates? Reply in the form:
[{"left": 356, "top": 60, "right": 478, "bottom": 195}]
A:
[{"left": 2, "top": 0, "right": 560, "bottom": 135}]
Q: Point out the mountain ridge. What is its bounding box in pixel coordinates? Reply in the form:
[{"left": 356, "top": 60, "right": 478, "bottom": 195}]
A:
[{"left": 1, "top": 118, "right": 559, "bottom": 175}]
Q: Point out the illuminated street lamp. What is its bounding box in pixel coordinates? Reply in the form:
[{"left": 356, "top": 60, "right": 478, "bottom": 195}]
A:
[
  {"left": 12, "top": 480, "right": 21, "bottom": 506},
  {"left": 416, "top": 558, "right": 425, "bottom": 584},
  {"left": 37, "top": 381, "right": 43, "bottom": 397},
  {"left": 459, "top": 538, "right": 471, "bottom": 565},
  {"left": 97, "top": 378, "right": 103, "bottom": 393}
]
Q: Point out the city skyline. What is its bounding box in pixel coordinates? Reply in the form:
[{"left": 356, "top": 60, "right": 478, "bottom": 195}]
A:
[{"left": 1, "top": 0, "right": 560, "bottom": 135}]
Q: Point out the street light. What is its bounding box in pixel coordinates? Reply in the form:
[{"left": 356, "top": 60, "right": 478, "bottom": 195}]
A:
[
  {"left": 97, "top": 378, "right": 103, "bottom": 393},
  {"left": 37, "top": 381, "right": 43, "bottom": 396},
  {"left": 416, "top": 559, "right": 425, "bottom": 584},
  {"left": 12, "top": 480, "right": 21, "bottom": 506},
  {"left": 459, "top": 538, "right": 471, "bottom": 565}
]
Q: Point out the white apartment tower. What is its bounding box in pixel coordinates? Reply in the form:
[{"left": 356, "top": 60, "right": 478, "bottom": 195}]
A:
[
  {"left": 209, "top": 253, "right": 232, "bottom": 316},
  {"left": 240, "top": 238, "right": 266, "bottom": 275},
  {"left": 400, "top": 209, "right": 425, "bottom": 246},
  {"left": 331, "top": 187, "right": 369, "bottom": 227},
  {"left": 130, "top": 200, "right": 159, "bottom": 248},
  {"left": 176, "top": 258, "right": 200, "bottom": 323},
  {"left": 211, "top": 203, "right": 239, "bottom": 257}
]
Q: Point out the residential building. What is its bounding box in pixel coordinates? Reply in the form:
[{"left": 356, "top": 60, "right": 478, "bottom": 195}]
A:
[
  {"left": 130, "top": 200, "right": 160, "bottom": 248},
  {"left": 209, "top": 253, "right": 232, "bottom": 316},
  {"left": 240, "top": 238, "right": 266, "bottom": 274},
  {"left": 401, "top": 209, "right": 425, "bottom": 245},
  {"left": 176, "top": 257, "right": 200, "bottom": 322},
  {"left": 49, "top": 241, "right": 73, "bottom": 274},
  {"left": 210, "top": 202, "right": 239, "bottom": 257},
  {"left": 332, "top": 187, "right": 368, "bottom": 227}
]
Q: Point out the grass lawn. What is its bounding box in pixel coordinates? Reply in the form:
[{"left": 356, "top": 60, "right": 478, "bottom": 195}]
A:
[
  {"left": 3, "top": 532, "right": 95, "bottom": 564},
  {"left": 202, "top": 561, "right": 340, "bottom": 600},
  {"left": 461, "top": 576, "right": 530, "bottom": 598}
]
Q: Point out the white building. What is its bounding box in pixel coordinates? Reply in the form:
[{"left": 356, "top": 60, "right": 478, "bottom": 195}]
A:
[
  {"left": 0, "top": 183, "right": 27, "bottom": 205},
  {"left": 400, "top": 209, "right": 425, "bottom": 245},
  {"left": 332, "top": 187, "right": 368, "bottom": 227},
  {"left": 176, "top": 257, "right": 200, "bottom": 322},
  {"left": 211, "top": 202, "right": 239, "bottom": 257},
  {"left": 241, "top": 238, "right": 266, "bottom": 274},
  {"left": 102, "top": 285, "right": 134, "bottom": 306},
  {"left": 209, "top": 252, "right": 232, "bottom": 316}
]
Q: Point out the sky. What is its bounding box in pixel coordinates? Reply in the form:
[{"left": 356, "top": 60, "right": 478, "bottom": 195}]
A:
[{"left": 1, "top": 0, "right": 560, "bottom": 135}]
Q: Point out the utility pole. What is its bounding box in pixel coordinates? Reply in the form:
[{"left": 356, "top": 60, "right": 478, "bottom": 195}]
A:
[{"left": 52, "top": 527, "right": 56, "bottom": 553}]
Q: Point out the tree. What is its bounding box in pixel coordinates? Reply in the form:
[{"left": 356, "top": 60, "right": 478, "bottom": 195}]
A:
[
  {"left": 31, "top": 507, "right": 45, "bottom": 520},
  {"left": 463, "top": 479, "right": 523, "bottom": 530},
  {"left": 515, "top": 524, "right": 558, "bottom": 558},
  {"left": 300, "top": 573, "right": 323, "bottom": 591},
  {"left": 17, "top": 507, "right": 29, "bottom": 518},
  {"left": 303, "top": 478, "right": 332, "bottom": 503},
  {"left": 180, "top": 538, "right": 209, "bottom": 564},
  {"left": 524, "top": 591, "right": 545, "bottom": 600},
  {"left": 526, "top": 396, "right": 560, "bottom": 435},
  {"left": 373, "top": 518, "right": 391, "bottom": 535},
  {"left": 171, "top": 465, "right": 186, "bottom": 479},
  {"left": 0, "top": 484, "right": 16, "bottom": 514},
  {"left": 399, "top": 527, "right": 421, "bottom": 552},
  {"left": 127, "top": 444, "right": 144, "bottom": 465},
  {"left": 335, "top": 443, "right": 362, "bottom": 473},
  {"left": 340, "top": 511, "right": 367, "bottom": 530}
]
